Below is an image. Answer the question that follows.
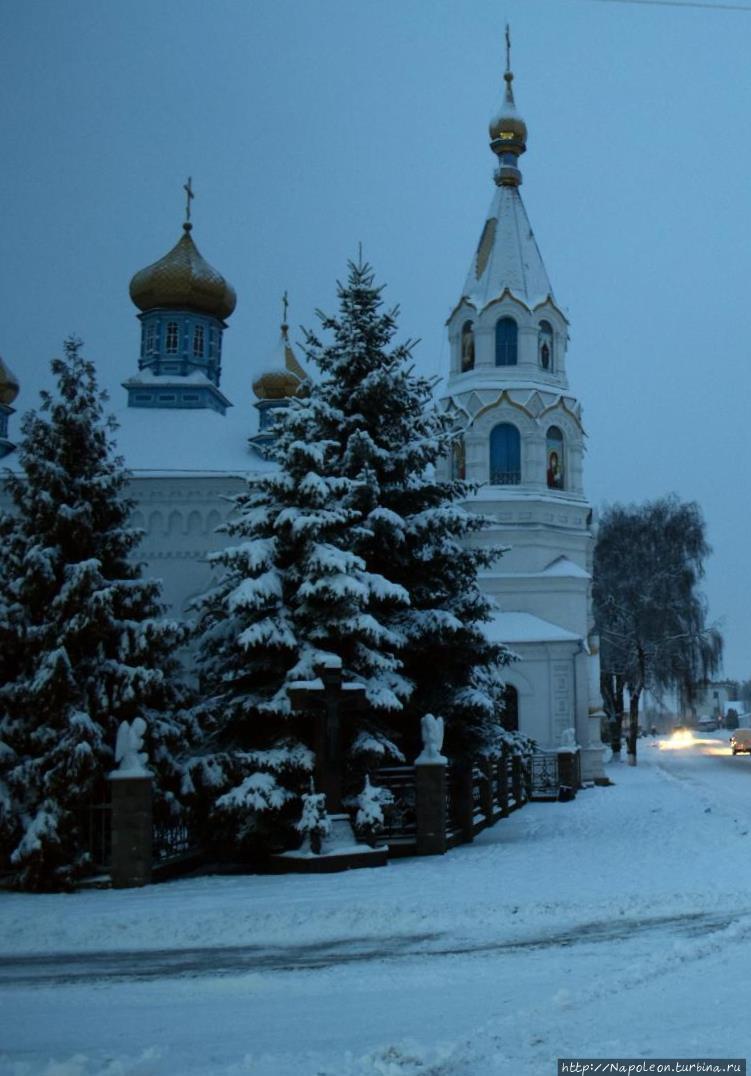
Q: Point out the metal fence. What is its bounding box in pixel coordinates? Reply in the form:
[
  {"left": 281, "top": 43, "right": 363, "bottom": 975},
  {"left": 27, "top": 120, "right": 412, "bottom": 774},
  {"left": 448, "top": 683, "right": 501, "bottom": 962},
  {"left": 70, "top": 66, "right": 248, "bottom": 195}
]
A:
[
  {"left": 375, "top": 766, "right": 417, "bottom": 848},
  {"left": 79, "top": 793, "right": 112, "bottom": 872},
  {"left": 153, "top": 817, "right": 198, "bottom": 863},
  {"left": 529, "top": 752, "right": 560, "bottom": 800}
]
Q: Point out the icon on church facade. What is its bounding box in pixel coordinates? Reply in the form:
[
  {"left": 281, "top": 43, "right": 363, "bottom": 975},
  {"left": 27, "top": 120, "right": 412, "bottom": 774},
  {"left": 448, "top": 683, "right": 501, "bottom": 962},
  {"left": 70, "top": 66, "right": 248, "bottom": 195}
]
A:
[
  {"left": 547, "top": 450, "right": 562, "bottom": 489},
  {"left": 546, "top": 426, "right": 564, "bottom": 489},
  {"left": 538, "top": 320, "right": 553, "bottom": 371},
  {"left": 452, "top": 436, "right": 466, "bottom": 480}
]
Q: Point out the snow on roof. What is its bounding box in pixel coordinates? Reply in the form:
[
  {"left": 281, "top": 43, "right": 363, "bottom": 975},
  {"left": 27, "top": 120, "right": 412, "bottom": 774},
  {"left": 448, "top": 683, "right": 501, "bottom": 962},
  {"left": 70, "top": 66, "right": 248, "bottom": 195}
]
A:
[
  {"left": 1, "top": 395, "right": 275, "bottom": 478},
  {"left": 109, "top": 403, "right": 275, "bottom": 477},
  {"left": 724, "top": 700, "right": 744, "bottom": 714},
  {"left": 541, "top": 556, "right": 590, "bottom": 579},
  {"left": 461, "top": 185, "right": 553, "bottom": 311},
  {"left": 487, "top": 558, "right": 591, "bottom": 583},
  {"left": 483, "top": 610, "right": 582, "bottom": 645}
]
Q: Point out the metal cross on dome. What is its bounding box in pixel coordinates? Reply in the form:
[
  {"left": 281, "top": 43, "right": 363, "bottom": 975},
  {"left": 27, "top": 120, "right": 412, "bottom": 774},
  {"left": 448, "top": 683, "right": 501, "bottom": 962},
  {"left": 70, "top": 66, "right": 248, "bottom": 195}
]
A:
[{"left": 183, "top": 177, "right": 194, "bottom": 225}]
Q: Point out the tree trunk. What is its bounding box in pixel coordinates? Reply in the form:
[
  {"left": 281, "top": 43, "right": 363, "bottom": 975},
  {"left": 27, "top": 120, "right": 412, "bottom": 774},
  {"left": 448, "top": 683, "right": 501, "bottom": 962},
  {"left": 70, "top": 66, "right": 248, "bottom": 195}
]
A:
[
  {"left": 601, "top": 672, "right": 624, "bottom": 756},
  {"left": 626, "top": 690, "right": 640, "bottom": 765},
  {"left": 627, "top": 649, "right": 646, "bottom": 766},
  {"left": 615, "top": 674, "right": 625, "bottom": 756}
]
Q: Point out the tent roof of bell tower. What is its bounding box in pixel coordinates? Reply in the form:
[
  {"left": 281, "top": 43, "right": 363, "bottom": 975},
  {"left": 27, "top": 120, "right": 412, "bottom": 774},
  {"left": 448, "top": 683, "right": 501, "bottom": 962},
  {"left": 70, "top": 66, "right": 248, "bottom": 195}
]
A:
[{"left": 459, "top": 185, "right": 554, "bottom": 313}]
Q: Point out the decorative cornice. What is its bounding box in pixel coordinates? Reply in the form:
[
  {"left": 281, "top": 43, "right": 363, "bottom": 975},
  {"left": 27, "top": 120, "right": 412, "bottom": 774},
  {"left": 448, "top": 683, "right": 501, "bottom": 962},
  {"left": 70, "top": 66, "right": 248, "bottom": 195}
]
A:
[{"left": 444, "top": 386, "right": 584, "bottom": 432}]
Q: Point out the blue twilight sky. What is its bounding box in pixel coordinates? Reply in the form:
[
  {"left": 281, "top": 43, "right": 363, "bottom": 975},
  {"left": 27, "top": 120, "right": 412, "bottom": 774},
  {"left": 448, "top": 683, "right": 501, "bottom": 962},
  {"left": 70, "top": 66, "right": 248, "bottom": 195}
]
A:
[{"left": 2, "top": 0, "right": 749, "bottom": 678}]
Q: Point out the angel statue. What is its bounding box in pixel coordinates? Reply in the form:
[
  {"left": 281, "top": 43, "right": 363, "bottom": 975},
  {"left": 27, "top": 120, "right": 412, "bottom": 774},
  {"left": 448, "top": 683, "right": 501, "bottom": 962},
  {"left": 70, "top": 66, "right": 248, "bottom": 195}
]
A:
[
  {"left": 114, "top": 717, "right": 150, "bottom": 775},
  {"left": 559, "top": 727, "right": 578, "bottom": 749},
  {"left": 416, "top": 713, "right": 447, "bottom": 764}
]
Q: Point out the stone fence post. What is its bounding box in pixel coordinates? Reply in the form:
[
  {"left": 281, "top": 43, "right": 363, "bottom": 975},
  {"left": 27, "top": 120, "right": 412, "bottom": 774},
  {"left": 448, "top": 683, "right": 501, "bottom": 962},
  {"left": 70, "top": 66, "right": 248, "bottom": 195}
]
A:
[
  {"left": 415, "top": 760, "right": 448, "bottom": 856},
  {"left": 109, "top": 773, "right": 153, "bottom": 888},
  {"left": 557, "top": 747, "right": 582, "bottom": 791}
]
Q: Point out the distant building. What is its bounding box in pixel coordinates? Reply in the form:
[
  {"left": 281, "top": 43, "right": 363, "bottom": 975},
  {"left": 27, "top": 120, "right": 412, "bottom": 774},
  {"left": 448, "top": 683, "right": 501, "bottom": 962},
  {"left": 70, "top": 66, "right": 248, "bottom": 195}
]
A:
[{"left": 692, "top": 681, "right": 735, "bottom": 722}]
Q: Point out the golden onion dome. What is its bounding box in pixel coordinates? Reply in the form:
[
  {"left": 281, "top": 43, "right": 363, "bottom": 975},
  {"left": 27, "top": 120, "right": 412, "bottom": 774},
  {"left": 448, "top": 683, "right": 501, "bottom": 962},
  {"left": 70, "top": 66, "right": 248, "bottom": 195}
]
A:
[
  {"left": 489, "top": 70, "right": 527, "bottom": 154},
  {"left": 0, "top": 355, "right": 19, "bottom": 406},
  {"left": 129, "top": 223, "right": 237, "bottom": 321},
  {"left": 252, "top": 321, "right": 308, "bottom": 401}
]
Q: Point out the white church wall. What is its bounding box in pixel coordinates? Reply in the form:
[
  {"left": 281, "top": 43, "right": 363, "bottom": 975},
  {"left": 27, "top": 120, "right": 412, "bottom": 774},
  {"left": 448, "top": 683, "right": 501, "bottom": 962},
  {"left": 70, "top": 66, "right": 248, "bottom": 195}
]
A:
[
  {"left": 128, "top": 473, "right": 245, "bottom": 616},
  {"left": 502, "top": 640, "right": 580, "bottom": 749}
]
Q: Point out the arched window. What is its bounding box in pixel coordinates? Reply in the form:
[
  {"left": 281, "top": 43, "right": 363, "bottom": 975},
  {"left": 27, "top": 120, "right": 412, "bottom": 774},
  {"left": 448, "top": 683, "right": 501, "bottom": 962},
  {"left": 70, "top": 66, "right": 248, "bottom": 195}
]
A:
[
  {"left": 451, "top": 437, "right": 466, "bottom": 480},
  {"left": 546, "top": 426, "right": 564, "bottom": 490},
  {"left": 539, "top": 320, "right": 553, "bottom": 370},
  {"left": 193, "top": 324, "right": 205, "bottom": 358},
  {"left": 495, "top": 317, "right": 518, "bottom": 366},
  {"left": 489, "top": 423, "right": 521, "bottom": 485},
  {"left": 460, "top": 320, "right": 475, "bottom": 372},
  {"left": 165, "top": 321, "right": 179, "bottom": 354},
  {"left": 500, "top": 684, "right": 519, "bottom": 733}
]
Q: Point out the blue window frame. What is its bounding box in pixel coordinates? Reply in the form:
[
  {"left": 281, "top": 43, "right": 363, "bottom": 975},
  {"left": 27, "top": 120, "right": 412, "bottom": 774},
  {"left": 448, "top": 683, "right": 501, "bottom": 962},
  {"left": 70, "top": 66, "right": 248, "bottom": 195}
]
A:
[
  {"left": 495, "top": 317, "right": 518, "bottom": 366},
  {"left": 165, "top": 321, "right": 179, "bottom": 354},
  {"left": 193, "top": 324, "right": 205, "bottom": 358},
  {"left": 490, "top": 423, "right": 521, "bottom": 485}
]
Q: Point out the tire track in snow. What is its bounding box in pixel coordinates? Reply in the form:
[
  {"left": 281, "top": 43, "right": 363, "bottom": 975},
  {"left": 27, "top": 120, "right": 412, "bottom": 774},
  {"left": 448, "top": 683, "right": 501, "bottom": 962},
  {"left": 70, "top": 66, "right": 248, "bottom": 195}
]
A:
[{"left": 0, "top": 907, "right": 743, "bottom": 987}]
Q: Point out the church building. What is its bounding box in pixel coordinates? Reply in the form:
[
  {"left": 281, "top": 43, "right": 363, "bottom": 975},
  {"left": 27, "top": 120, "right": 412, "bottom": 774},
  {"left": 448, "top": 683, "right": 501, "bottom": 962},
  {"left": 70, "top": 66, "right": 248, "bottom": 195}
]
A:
[{"left": 1, "top": 51, "right": 605, "bottom": 779}]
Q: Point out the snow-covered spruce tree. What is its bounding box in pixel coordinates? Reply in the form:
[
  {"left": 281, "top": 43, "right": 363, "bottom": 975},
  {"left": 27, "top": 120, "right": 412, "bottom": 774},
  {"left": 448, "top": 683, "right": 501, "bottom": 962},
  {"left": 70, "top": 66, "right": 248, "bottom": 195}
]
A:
[
  {"left": 184, "top": 413, "right": 409, "bottom": 854},
  {"left": 299, "top": 260, "right": 513, "bottom": 760},
  {"left": 0, "top": 339, "right": 190, "bottom": 890},
  {"left": 186, "top": 261, "right": 514, "bottom": 853}
]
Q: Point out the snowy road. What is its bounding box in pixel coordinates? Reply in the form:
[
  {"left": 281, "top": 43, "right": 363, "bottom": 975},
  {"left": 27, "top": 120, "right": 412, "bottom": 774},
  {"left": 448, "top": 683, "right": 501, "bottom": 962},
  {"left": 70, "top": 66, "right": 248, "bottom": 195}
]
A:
[{"left": 3, "top": 733, "right": 751, "bottom": 1075}]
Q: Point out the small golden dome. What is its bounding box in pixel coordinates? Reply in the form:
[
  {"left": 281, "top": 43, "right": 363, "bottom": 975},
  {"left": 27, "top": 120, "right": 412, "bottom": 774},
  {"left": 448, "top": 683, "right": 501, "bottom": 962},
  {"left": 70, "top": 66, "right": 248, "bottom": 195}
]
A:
[
  {"left": 489, "top": 71, "right": 527, "bottom": 153},
  {"left": 253, "top": 322, "right": 308, "bottom": 401},
  {"left": 0, "top": 356, "right": 19, "bottom": 406},
  {"left": 129, "top": 223, "right": 237, "bottom": 321},
  {"left": 252, "top": 367, "right": 303, "bottom": 401}
]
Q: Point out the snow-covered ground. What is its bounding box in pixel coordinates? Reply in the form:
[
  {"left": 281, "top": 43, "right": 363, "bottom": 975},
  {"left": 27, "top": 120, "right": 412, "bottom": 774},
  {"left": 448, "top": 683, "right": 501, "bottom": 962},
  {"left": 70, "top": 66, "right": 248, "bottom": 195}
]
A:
[{"left": 2, "top": 732, "right": 751, "bottom": 1075}]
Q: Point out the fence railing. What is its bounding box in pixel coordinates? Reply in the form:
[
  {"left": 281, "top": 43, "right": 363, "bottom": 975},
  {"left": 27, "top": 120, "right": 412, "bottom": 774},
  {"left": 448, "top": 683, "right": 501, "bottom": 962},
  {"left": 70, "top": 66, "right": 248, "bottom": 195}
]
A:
[
  {"left": 490, "top": 470, "right": 522, "bottom": 486},
  {"left": 529, "top": 752, "right": 560, "bottom": 800},
  {"left": 373, "top": 748, "right": 541, "bottom": 856},
  {"left": 79, "top": 793, "right": 112, "bottom": 873},
  {"left": 84, "top": 745, "right": 573, "bottom": 886},
  {"left": 153, "top": 816, "right": 199, "bottom": 863},
  {"left": 82, "top": 790, "right": 201, "bottom": 884},
  {"left": 375, "top": 766, "right": 417, "bottom": 848}
]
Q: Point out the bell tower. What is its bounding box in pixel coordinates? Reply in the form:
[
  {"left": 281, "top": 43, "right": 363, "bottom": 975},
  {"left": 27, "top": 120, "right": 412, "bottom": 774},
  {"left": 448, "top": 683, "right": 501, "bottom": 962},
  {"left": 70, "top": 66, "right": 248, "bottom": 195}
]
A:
[{"left": 440, "top": 31, "right": 605, "bottom": 780}]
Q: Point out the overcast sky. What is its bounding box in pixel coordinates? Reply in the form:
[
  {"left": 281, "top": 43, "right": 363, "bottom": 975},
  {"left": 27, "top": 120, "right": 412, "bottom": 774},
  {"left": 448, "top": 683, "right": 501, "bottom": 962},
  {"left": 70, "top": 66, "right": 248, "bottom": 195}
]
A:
[{"left": 2, "top": 0, "right": 749, "bottom": 680}]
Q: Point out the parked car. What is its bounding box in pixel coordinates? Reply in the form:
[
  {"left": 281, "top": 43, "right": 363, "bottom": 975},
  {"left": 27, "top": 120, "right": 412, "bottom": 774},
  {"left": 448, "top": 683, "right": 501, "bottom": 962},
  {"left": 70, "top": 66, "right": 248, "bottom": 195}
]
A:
[
  {"left": 730, "top": 729, "right": 751, "bottom": 755},
  {"left": 698, "top": 719, "right": 718, "bottom": 732}
]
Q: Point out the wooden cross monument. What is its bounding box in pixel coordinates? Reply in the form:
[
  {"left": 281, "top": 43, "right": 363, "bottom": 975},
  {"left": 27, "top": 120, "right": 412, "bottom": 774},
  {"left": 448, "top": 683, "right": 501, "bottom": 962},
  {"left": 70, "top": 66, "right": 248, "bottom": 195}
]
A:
[{"left": 288, "top": 656, "right": 367, "bottom": 812}]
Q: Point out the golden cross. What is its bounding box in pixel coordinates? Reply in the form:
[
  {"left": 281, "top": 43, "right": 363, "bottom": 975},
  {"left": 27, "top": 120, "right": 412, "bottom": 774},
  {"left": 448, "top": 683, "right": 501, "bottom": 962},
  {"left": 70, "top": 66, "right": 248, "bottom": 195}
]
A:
[{"left": 183, "top": 177, "right": 194, "bottom": 224}]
